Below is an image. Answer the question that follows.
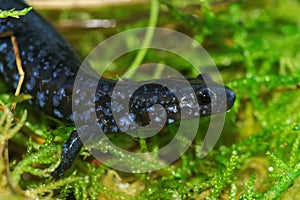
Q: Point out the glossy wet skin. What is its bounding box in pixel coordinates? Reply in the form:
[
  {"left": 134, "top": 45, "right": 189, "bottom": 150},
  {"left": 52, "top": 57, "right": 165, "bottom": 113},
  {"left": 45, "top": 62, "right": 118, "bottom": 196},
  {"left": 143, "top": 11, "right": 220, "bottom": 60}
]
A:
[
  {"left": 70, "top": 75, "right": 235, "bottom": 134},
  {"left": 0, "top": 0, "right": 235, "bottom": 178}
]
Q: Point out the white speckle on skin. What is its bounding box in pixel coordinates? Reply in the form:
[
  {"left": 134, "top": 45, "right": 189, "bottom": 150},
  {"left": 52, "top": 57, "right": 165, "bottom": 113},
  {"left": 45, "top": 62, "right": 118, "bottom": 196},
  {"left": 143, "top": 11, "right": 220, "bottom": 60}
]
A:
[
  {"left": 74, "top": 97, "right": 80, "bottom": 105},
  {"left": 168, "top": 118, "right": 174, "bottom": 124},
  {"left": 82, "top": 107, "right": 94, "bottom": 121},
  {"left": 113, "top": 103, "right": 124, "bottom": 113},
  {"left": 210, "top": 90, "right": 217, "bottom": 101},
  {"left": 168, "top": 105, "right": 178, "bottom": 113},
  {"left": 149, "top": 106, "right": 156, "bottom": 112},
  {"left": 154, "top": 116, "right": 161, "bottom": 122},
  {"left": 180, "top": 96, "right": 187, "bottom": 102},
  {"left": 79, "top": 91, "right": 87, "bottom": 100},
  {"left": 119, "top": 115, "right": 134, "bottom": 129},
  {"left": 85, "top": 100, "right": 93, "bottom": 107}
]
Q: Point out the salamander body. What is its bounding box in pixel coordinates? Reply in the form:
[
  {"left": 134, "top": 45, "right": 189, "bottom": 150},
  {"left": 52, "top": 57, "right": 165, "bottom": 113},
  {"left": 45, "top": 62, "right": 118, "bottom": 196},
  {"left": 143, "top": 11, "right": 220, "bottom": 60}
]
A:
[{"left": 0, "top": 0, "right": 235, "bottom": 178}]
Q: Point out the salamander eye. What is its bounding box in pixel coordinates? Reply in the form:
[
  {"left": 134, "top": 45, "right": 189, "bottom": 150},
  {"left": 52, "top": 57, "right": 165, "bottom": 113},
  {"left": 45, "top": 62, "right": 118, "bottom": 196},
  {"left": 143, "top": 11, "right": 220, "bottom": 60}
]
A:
[{"left": 200, "top": 88, "right": 211, "bottom": 103}]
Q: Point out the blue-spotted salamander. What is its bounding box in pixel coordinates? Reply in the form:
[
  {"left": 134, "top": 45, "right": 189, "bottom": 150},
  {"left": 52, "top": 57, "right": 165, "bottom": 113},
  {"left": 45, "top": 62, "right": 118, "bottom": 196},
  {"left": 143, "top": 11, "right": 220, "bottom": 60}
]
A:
[{"left": 0, "top": 0, "right": 235, "bottom": 178}]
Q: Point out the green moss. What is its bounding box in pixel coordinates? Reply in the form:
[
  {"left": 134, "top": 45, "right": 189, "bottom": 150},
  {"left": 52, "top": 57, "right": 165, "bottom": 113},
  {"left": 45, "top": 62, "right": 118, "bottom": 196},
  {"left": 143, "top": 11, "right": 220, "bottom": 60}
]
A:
[{"left": 0, "top": 7, "right": 32, "bottom": 18}]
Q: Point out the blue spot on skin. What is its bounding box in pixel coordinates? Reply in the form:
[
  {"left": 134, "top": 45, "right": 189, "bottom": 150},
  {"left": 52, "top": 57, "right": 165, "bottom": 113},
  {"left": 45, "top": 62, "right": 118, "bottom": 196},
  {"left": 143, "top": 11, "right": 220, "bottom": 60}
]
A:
[
  {"left": 12, "top": 82, "right": 18, "bottom": 90},
  {"left": 82, "top": 108, "right": 94, "bottom": 121},
  {"left": 0, "top": 63, "right": 3, "bottom": 73},
  {"left": 13, "top": 72, "right": 19, "bottom": 81},
  {"left": 6, "top": 55, "right": 15, "bottom": 70},
  {"left": 0, "top": 43, "right": 8, "bottom": 52},
  {"left": 150, "top": 96, "right": 158, "bottom": 104},
  {"left": 52, "top": 88, "right": 66, "bottom": 107},
  {"left": 53, "top": 71, "right": 58, "bottom": 78},
  {"left": 25, "top": 77, "right": 36, "bottom": 91},
  {"left": 43, "top": 61, "right": 50, "bottom": 71},
  {"left": 36, "top": 91, "right": 46, "bottom": 107},
  {"left": 53, "top": 68, "right": 62, "bottom": 78},
  {"left": 65, "top": 69, "right": 75, "bottom": 77},
  {"left": 111, "top": 126, "right": 118, "bottom": 132},
  {"left": 67, "top": 114, "right": 74, "bottom": 121},
  {"left": 74, "top": 97, "right": 80, "bottom": 105},
  {"left": 58, "top": 88, "right": 66, "bottom": 96},
  {"left": 54, "top": 108, "right": 64, "bottom": 118},
  {"left": 52, "top": 95, "right": 61, "bottom": 107},
  {"left": 28, "top": 45, "right": 34, "bottom": 51},
  {"left": 33, "top": 69, "right": 39, "bottom": 77},
  {"left": 27, "top": 52, "right": 34, "bottom": 63}
]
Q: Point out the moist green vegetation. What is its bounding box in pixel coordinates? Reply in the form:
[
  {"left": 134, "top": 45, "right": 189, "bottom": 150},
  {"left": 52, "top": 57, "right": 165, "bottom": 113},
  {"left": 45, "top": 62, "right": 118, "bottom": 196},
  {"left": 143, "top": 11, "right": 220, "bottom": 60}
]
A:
[
  {"left": 0, "top": 7, "right": 31, "bottom": 18},
  {"left": 0, "top": 0, "right": 300, "bottom": 199}
]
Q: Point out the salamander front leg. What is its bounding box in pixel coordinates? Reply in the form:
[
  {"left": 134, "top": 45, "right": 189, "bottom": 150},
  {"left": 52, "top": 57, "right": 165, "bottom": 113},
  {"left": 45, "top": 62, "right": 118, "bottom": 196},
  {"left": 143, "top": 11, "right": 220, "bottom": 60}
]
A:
[{"left": 51, "top": 130, "right": 83, "bottom": 179}]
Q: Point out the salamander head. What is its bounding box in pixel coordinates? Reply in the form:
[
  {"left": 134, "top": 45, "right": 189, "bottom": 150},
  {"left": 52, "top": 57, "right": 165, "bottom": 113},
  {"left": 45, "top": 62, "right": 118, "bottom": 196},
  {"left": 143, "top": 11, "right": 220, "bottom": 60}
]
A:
[
  {"left": 189, "top": 74, "right": 236, "bottom": 116},
  {"left": 129, "top": 73, "right": 235, "bottom": 124}
]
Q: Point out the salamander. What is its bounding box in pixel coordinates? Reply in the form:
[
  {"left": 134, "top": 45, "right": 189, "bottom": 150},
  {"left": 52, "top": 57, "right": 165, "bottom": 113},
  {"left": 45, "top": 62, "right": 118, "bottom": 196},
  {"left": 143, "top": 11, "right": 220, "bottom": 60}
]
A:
[{"left": 0, "top": 0, "right": 236, "bottom": 179}]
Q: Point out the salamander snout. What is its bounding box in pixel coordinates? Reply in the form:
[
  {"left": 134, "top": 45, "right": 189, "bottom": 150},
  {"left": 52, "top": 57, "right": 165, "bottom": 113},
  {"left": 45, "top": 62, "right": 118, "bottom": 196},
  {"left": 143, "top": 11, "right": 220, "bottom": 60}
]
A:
[{"left": 225, "top": 86, "right": 236, "bottom": 110}]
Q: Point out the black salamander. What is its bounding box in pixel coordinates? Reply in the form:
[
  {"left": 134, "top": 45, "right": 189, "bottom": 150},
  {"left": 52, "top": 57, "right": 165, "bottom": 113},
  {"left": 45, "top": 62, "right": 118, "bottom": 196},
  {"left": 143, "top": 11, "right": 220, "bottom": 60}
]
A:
[{"left": 0, "top": 0, "right": 236, "bottom": 178}]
